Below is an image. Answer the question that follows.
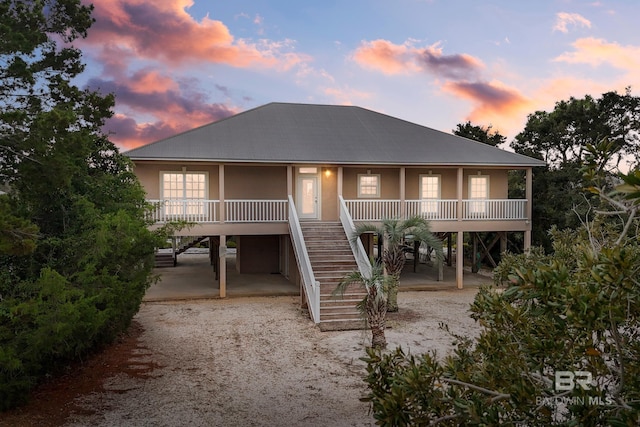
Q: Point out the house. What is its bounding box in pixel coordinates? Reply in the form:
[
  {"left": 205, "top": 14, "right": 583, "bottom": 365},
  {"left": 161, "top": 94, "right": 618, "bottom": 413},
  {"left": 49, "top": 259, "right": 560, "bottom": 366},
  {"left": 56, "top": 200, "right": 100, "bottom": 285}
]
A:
[{"left": 125, "top": 102, "right": 545, "bottom": 328}]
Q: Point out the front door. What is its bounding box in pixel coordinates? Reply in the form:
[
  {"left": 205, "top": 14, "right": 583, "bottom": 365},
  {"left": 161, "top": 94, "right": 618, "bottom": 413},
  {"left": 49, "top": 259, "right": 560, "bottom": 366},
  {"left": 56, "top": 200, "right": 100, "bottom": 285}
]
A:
[{"left": 297, "top": 174, "right": 319, "bottom": 219}]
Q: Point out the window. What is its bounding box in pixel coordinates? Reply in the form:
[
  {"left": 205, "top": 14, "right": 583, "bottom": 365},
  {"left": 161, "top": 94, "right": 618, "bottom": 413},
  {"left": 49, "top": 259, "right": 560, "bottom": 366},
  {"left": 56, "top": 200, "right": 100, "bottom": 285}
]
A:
[
  {"left": 358, "top": 174, "right": 380, "bottom": 198},
  {"left": 298, "top": 167, "right": 318, "bottom": 174},
  {"left": 468, "top": 175, "right": 489, "bottom": 216},
  {"left": 419, "top": 175, "right": 441, "bottom": 215},
  {"left": 161, "top": 171, "right": 207, "bottom": 217}
]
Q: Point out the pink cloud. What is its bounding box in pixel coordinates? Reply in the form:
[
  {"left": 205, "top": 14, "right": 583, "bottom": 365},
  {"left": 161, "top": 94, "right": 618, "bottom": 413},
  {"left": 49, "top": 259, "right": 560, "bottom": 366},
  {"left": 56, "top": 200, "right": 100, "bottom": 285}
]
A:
[
  {"left": 87, "top": 69, "right": 237, "bottom": 149},
  {"left": 553, "top": 12, "right": 592, "bottom": 33},
  {"left": 352, "top": 39, "right": 483, "bottom": 79},
  {"left": 84, "top": 0, "right": 308, "bottom": 69},
  {"left": 352, "top": 40, "right": 417, "bottom": 74},
  {"left": 554, "top": 37, "right": 640, "bottom": 70},
  {"left": 443, "top": 80, "right": 532, "bottom": 135}
]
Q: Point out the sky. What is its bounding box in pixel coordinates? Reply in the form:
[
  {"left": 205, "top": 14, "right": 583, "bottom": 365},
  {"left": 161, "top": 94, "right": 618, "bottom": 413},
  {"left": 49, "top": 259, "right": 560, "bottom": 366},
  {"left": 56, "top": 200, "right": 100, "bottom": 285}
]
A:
[{"left": 75, "top": 0, "right": 640, "bottom": 151}]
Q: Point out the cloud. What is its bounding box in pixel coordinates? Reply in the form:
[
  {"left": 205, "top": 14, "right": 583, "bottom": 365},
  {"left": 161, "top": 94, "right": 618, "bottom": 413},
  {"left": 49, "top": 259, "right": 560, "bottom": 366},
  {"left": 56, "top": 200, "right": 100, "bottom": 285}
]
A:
[
  {"left": 554, "top": 37, "right": 640, "bottom": 70},
  {"left": 352, "top": 39, "right": 483, "bottom": 79},
  {"left": 87, "top": 69, "right": 237, "bottom": 149},
  {"left": 442, "top": 80, "right": 532, "bottom": 135},
  {"left": 84, "top": 0, "right": 308, "bottom": 70},
  {"left": 553, "top": 12, "right": 592, "bottom": 33}
]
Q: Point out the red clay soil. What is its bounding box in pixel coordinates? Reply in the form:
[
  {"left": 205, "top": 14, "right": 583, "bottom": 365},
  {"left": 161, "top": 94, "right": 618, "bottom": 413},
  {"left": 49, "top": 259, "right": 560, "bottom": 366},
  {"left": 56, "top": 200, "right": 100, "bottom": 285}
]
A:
[{"left": 0, "top": 321, "right": 160, "bottom": 427}]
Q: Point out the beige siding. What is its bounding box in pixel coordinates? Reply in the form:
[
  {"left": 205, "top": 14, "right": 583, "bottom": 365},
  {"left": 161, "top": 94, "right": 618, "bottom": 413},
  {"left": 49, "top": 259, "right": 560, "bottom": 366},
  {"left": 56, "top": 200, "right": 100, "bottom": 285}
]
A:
[
  {"left": 342, "top": 167, "right": 400, "bottom": 199},
  {"left": 133, "top": 162, "right": 220, "bottom": 199},
  {"left": 321, "top": 167, "right": 338, "bottom": 220},
  {"left": 225, "top": 165, "right": 287, "bottom": 199},
  {"left": 463, "top": 169, "right": 508, "bottom": 199},
  {"left": 405, "top": 168, "right": 458, "bottom": 199}
]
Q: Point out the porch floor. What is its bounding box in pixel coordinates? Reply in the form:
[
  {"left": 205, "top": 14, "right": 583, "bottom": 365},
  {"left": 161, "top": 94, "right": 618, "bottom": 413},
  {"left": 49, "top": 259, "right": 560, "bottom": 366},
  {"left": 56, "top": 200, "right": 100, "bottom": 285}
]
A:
[{"left": 143, "top": 252, "right": 493, "bottom": 302}]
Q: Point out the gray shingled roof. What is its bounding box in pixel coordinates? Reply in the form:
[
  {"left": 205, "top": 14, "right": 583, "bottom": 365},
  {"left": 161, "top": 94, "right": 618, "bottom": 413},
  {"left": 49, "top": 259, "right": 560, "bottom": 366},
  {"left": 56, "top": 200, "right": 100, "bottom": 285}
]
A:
[{"left": 124, "top": 102, "right": 545, "bottom": 167}]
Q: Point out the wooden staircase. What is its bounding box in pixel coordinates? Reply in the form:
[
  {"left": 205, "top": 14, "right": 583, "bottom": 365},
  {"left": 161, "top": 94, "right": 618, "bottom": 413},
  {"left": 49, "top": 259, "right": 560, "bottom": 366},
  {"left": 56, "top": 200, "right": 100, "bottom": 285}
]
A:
[
  {"left": 300, "top": 222, "right": 367, "bottom": 331},
  {"left": 154, "top": 236, "right": 208, "bottom": 268}
]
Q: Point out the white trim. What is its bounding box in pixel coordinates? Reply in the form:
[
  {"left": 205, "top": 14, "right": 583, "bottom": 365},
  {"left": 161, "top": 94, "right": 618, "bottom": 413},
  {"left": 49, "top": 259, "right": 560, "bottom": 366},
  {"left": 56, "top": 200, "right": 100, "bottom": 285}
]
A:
[
  {"left": 419, "top": 174, "right": 442, "bottom": 215},
  {"left": 468, "top": 174, "right": 490, "bottom": 199},
  {"left": 468, "top": 174, "right": 490, "bottom": 216},
  {"left": 296, "top": 169, "right": 321, "bottom": 219},
  {"left": 357, "top": 173, "right": 381, "bottom": 198}
]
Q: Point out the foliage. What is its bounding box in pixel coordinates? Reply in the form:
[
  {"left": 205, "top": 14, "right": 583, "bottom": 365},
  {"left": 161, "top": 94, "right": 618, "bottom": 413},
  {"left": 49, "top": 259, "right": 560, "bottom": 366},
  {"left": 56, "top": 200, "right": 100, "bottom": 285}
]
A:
[
  {"left": 0, "top": 1, "right": 157, "bottom": 410},
  {"left": 453, "top": 121, "right": 506, "bottom": 147},
  {"left": 510, "top": 90, "right": 640, "bottom": 250},
  {"left": 361, "top": 169, "right": 640, "bottom": 425},
  {"left": 334, "top": 260, "right": 393, "bottom": 349},
  {"left": 353, "top": 216, "right": 443, "bottom": 312}
]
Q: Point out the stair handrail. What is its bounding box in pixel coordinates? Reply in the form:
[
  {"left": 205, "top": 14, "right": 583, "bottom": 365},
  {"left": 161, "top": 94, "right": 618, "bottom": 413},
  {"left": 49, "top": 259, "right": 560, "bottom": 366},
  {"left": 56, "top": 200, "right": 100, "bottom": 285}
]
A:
[
  {"left": 339, "top": 196, "right": 372, "bottom": 279},
  {"left": 287, "top": 196, "right": 320, "bottom": 323}
]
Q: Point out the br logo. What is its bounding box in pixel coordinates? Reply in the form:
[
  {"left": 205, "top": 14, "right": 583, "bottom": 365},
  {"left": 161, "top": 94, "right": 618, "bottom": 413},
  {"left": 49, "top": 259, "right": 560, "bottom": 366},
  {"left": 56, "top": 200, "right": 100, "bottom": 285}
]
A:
[{"left": 555, "top": 371, "right": 592, "bottom": 391}]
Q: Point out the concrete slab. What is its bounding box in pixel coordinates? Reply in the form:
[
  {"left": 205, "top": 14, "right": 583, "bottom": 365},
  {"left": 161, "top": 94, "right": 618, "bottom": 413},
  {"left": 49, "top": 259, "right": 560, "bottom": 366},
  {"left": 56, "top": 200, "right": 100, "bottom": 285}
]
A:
[
  {"left": 144, "top": 253, "right": 493, "bottom": 302},
  {"left": 144, "top": 253, "right": 299, "bottom": 302}
]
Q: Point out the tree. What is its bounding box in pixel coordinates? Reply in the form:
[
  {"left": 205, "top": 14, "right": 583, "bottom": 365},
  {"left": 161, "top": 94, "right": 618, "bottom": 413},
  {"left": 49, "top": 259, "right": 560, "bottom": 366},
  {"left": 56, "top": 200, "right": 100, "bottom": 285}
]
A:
[
  {"left": 353, "top": 216, "right": 443, "bottom": 312},
  {"left": 334, "top": 261, "right": 393, "bottom": 349},
  {"left": 453, "top": 121, "right": 506, "bottom": 147},
  {"left": 510, "top": 90, "right": 640, "bottom": 250},
  {"left": 0, "top": 1, "right": 157, "bottom": 409},
  {"left": 361, "top": 164, "right": 640, "bottom": 425}
]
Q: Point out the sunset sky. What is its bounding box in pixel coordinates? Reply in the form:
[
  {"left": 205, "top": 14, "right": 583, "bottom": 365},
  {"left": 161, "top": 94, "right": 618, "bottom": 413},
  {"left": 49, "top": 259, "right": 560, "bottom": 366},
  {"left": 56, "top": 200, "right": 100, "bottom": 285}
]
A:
[{"left": 76, "top": 0, "right": 640, "bottom": 150}]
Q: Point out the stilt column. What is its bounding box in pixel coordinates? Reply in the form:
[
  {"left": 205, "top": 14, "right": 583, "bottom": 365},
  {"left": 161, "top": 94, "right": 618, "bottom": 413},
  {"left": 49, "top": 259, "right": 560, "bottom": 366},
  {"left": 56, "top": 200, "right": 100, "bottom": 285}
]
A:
[{"left": 219, "top": 234, "right": 227, "bottom": 298}]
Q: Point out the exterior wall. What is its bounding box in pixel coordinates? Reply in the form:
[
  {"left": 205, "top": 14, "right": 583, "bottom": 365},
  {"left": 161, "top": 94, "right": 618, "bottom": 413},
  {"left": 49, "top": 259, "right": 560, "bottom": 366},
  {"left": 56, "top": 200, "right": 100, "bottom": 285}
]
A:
[
  {"left": 405, "top": 168, "right": 458, "bottom": 199},
  {"left": 133, "top": 161, "right": 220, "bottom": 199},
  {"left": 342, "top": 167, "right": 400, "bottom": 199},
  {"left": 321, "top": 167, "right": 338, "bottom": 221},
  {"left": 236, "top": 235, "right": 280, "bottom": 273},
  {"left": 404, "top": 167, "right": 509, "bottom": 200},
  {"left": 225, "top": 165, "right": 287, "bottom": 199},
  {"left": 463, "top": 169, "right": 508, "bottom": 199}
]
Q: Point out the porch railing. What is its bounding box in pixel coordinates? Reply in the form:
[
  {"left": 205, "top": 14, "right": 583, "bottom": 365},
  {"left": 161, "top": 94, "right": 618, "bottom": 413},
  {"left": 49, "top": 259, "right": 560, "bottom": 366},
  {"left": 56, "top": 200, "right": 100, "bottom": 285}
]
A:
[
  {"left": 225, "top": 199, "right": 288, "bottom": 223},
  {"left": 405, "top": 200, "right": 458, "bottom": 220},
  {"left": 146, "top": 198, "right": 528, "bottom": 223},
  {"left": 462, "top": 199, "right": 526, "bottom": 220},
  {"left": 345, "top": 199, "right": 401, "bottom": 221},
  {"left": 339, "top": 196, "right": 372, "bottom": 279},
  {"left": 147, "top": 199, "right": 219, "bottom": 223},
  {"left": 146, "top": 199, "right": 288, "bottom": 223},
  {"left": 287, "top": 196, "right": 320, "bottom": 323},
  {"left": 345, "top": 199, "right": 528, "bottom": 221}
]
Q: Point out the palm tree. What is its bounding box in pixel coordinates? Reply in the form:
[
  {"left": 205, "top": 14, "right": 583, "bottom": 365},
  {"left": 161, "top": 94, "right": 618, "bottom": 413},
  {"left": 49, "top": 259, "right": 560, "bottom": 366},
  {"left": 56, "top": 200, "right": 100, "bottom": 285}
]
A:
[
  {"left": 334, "top": 260, "right": 392, "bottom": 349},
  {"left": 353, "top": 216, "right": 443, "bottom": 312}
]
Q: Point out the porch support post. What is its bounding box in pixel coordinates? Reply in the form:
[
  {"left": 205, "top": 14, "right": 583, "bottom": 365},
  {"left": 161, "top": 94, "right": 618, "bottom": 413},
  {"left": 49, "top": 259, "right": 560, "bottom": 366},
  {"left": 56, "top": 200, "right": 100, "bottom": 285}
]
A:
[
  {"left": 287, "top": 165, "right": 293, "bottom": 197},
  {"left": 399, "top": 167, "right": 406, "bottom": 218},
  {"left": 219, "top": 164, "right": 225, "bottom": 223},
  {"left": 472, "top": 232, "right": 479, "bottom": 273},
  {"left": 456, "top": 167, "right": 464, "bottom": 289},
  {"left": 456, "top": 232, "right": 464, "bottom": 289},
  {"left": 524, "top": 167, "right": 532, "bottom": 251},
  {"left": 337, "top": 166, "right": 343, "bottom": 218},
  {"left": 447, "top": 233, "right": 453, "bottom": 266},
  {"left": 219, "top": 234, "right": 227, "bottom": 298}
]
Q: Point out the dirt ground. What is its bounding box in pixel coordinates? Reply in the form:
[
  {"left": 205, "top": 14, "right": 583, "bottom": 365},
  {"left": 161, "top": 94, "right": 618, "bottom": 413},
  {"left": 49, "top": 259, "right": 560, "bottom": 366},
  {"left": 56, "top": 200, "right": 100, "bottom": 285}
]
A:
[{"left": 1, "top": 288, "right": 480, "bottom": 427}]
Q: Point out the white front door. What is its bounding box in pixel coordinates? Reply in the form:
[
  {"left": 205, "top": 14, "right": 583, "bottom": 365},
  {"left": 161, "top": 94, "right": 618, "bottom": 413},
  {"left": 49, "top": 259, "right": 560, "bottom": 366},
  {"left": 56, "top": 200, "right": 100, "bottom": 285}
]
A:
[{"left": 297, "top": 174, "right": 319, "bottom": 219}]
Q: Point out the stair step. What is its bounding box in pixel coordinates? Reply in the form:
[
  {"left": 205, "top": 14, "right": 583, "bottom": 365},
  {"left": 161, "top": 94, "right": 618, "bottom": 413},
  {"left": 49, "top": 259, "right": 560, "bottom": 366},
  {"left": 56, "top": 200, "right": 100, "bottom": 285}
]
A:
[
  {"left": 154, "top": 253, "right": 175, "bottom": 268},
  {"left": 298, "top": 222, "right": 370, "bottom": 328},
  {"left": 319, "top": 319, "right": 366, "bottom": 331}
]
